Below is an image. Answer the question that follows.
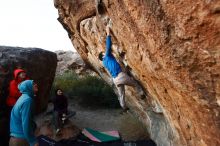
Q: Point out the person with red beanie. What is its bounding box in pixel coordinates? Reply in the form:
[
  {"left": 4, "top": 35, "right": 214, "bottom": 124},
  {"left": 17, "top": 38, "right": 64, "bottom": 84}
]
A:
[{"left": 6, "top": 68, "right": 29, "bottom": 110}]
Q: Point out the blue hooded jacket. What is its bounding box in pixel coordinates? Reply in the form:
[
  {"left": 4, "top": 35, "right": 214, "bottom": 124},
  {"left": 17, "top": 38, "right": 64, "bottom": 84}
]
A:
[
  {"left": 10, "top": 80, "right": 37, "bottom": 146},
  {"left": 103, "top": 35, "right": 122, "bottom": 78}
]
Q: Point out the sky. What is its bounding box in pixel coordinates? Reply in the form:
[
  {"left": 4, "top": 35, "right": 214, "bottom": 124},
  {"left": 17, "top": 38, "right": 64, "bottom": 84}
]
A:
[{"left": 0, "top": 0, "right": 75, "bottom": 52}]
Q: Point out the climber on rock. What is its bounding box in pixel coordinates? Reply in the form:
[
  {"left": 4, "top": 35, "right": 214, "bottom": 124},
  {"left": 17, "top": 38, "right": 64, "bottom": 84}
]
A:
[{"left": 98, "top": 26, "right": 145, "bottom": 112}]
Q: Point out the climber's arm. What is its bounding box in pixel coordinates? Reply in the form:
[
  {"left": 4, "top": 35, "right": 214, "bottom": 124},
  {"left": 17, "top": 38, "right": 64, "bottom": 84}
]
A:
[{"left": 105, "top": 26, "right": 112, "bottom": 56}]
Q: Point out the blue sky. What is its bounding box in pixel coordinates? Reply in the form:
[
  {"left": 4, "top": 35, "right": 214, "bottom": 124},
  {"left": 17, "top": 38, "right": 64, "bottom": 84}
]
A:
[{"left": 0, "top": 0, "right": 74, "bottom": 52}]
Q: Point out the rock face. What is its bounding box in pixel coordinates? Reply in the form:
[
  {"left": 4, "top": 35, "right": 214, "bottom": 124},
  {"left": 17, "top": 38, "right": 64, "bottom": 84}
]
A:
[
  {"left": 55, "top": 50, "right": 96, "bottom": 76},
  {"left": 0, "top": 46, "right": 57, "bottom": 113},
  {"left": 54, "top": 0, "right": 220, "bottom": 146}
]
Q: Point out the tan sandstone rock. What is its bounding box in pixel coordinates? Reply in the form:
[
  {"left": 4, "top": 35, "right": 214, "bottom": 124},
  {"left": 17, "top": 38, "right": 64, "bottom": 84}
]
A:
[{"left": 54, "top": 0, "right": 220, "bottom": 146}]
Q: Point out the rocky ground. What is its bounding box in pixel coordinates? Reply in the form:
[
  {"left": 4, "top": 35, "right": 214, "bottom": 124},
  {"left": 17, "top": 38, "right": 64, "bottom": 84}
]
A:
[{"left": 36, "top": 99, "right": 149, "bottom": 142}]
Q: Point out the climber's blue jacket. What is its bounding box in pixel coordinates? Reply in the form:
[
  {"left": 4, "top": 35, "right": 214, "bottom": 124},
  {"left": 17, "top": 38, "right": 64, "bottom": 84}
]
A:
[
  {"left": 103, "top": 35, "right": 122, "bottom": 78},
  {"left": 10, "top": 80, "right": 37, "bottom": 146}
]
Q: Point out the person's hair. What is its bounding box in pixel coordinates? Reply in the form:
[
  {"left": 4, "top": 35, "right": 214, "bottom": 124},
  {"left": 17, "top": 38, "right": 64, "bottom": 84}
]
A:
[
  {"left": 98, "top": 52, "right": 104, "bottom": 61},
  {"left": 55, "top": 88, "right": 63, "bottom": 95}
]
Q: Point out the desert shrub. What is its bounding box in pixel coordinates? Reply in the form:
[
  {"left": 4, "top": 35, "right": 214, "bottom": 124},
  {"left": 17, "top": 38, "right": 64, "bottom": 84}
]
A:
[
  {"left": 51, "top": 71, "right": 120, "bottom": 108},
  {"left": 51, "top": 71, "right": 78, "bottom": 95}
]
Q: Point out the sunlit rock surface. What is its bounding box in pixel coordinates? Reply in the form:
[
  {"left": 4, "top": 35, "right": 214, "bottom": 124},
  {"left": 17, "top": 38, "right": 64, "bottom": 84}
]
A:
[{"left": 54, "top": 0, "right": 220, "bottom": 146}]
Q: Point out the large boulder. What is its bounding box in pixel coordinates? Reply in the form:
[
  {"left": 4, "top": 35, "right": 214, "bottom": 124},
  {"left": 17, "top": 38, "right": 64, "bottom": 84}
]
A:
[
  {"left": 0, "top": 46, "right": 57, "bottom": 145},
  {"left": 54, "top": 0, "right": 220, "bottom": 146},
  {"left": 0, "top": 46, "right": 57, "bottom": 113},
  {"left": 55, "top": 50, "right": 96, "bottom": 76}
]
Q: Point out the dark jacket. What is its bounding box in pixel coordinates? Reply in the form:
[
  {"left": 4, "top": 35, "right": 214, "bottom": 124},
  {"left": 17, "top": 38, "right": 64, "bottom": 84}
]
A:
[{"left": 53, "top": 92, "right": 68, "bottom": 113}]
